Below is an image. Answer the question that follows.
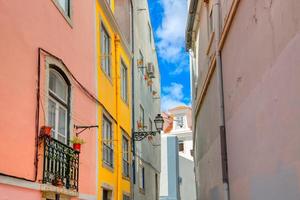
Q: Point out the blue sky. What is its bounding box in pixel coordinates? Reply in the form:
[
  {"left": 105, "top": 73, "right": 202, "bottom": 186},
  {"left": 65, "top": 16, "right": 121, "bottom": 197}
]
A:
[{"left": 148, "top": 0, "right": 191, "bottom": 111}]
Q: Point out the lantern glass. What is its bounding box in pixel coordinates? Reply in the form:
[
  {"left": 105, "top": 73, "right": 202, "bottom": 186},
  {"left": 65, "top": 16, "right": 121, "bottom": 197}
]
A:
[{"left": 154, "top": 114, "right": 164, "bottom": 131}]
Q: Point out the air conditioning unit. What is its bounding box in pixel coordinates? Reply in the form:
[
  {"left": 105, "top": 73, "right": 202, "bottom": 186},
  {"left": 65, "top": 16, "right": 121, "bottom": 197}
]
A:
[{"left": 146, "top": 62, "right": 155, "bottom": 78}]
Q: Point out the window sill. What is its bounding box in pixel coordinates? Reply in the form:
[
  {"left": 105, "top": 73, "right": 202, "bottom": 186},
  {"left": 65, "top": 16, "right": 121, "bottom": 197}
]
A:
[
  {"left": 122, "top": 174, "right": 130, "bottom": 181},
  {"left": 40, "top": 183, "right": 78, "bottom": 197},
  {"left": 102, "top": 162, "right": 114, "bottom": 172},
  {"left": 139, "top": 188, "right": 145, "bottom": 194},
  {"left": 100, "top": 66, "right": 114, "bottom": 85},
  {"left": 51, "top": 0, "right": 73, "bottom": 28},
  {"left": 121, "top": 98, "right": 129, "bottom": 107}
]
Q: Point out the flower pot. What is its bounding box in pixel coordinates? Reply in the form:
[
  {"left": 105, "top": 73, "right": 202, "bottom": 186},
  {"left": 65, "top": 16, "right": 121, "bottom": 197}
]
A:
[
  {"left": 73, "top": 143, "right": 81, "bottom": 152},
  {"left": 53, "top": 177, "right": 64, "bottom": 187},
  {"left": 41, "top": 126, "right": 52, "bottom": 137},
  {"left": 144, "top": 74, "right": 148, "bottom": 80},
  {"left": 147, "top": 80, "right": 153, "bottom": 86}
]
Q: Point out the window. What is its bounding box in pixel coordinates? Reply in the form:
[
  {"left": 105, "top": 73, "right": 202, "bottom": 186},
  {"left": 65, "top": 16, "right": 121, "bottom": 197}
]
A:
[
  {"left": 123, "top": 195, "right": 130, "bottom": 200},
  {"left": 175, "top": 115, "right": 185, "bottom": 129},
  {"left": 139, "top": 105, "right": 145, "bottom": 129},
  {"left": 122, "top": 134, "right": 130, "bottom": 177},
  {"left": 149, "top": 82, "right": 153, "bottom": 93},
  {"left": 48, "top": 68, "right": 70, "bottom": 144},
  {"left": 138, "top": 50, "right": 144, "bottom": 74},
  {"left": 139, "top": 164, "right": 145, "bottom": 191},
  {"left": 103, "top": 116, "right": 113, "bottom": 167},
  {"left": 57, "top": 0, "right": 71, "bottom": 17},
  {"left": 148, "top": 22, "right": 152, "bottom": 44},
  {"left": 179, "top": 141, "right": 184, "bottom": 152},
  {"left": 190, "top": 149, "right": 194, "bottom": 157},
  {"left": 101, "top": 24, "right": 111, "bottom": 77},
  {"left": 103, "top": 189, "right": 112, "bottom": 200},
  {"left": 121, "top": 61, "right": 128, "bottom": 102}
]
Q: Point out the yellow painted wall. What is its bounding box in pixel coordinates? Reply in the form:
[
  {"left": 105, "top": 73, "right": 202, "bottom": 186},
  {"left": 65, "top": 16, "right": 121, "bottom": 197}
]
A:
[{"left": 96, "top": 1, "right": 131, "bottom": 200}]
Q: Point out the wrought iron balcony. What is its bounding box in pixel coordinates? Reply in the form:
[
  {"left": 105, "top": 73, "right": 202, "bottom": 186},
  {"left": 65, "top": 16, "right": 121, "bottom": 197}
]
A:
[{"left": 42, "top": 136, "right": 79, "bottom": 191}]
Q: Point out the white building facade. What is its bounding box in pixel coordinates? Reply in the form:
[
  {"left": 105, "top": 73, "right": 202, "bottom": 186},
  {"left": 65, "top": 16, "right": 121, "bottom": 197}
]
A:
[
  {"left": 131, "top": 0, "right": 161, "bottom": 200},
  {"left": 161, "top": 106, "right": 196, "bottom": 200}
]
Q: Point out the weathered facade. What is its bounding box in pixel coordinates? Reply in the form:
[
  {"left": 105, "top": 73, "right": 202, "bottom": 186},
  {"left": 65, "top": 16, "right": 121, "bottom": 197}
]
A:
[
  {"left": 131, "top": 0, "right": 161, "bottom": 200},
  {"left": 0, "top": 0, "right": 97, "bottom": 199},
  {"left": 186, "top": 0, "right": 300, "bottom": 199}
]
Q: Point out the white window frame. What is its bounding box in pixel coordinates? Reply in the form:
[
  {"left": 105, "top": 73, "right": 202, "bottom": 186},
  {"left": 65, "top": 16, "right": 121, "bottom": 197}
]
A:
[
  {"left": 139, "top": 164, "right": 145, "bottom": 192},
  {"left": 101, "top": 24, "right": 111, "bottom": 78},
  {"left": 139, "top": 105, "right": 145, "bottom": 129},
  {"left": 122, "top": 133, "right": 130, "bottom": 178},
  {"left": 57, "top": 0, "right": 70, "bottom": 16},
  {"left": 121, "top": 60, "right": 128, "bottom": 103},
  {"left": 52, "top": 0, "right": 73, "bottom": 26},
  {"left": 47, "top": 69, "right": 69, "bottom": 145},
  {"left": 174, "top": 115, "right": 186, "bottom": 129},
  {"left": 139, "top": 50, "right": 144, "bottom": 74},
  {"left": 123, "top": 194, "right": 130, "bottom": 200},
  {"left": 102, "top": 115, "right": 114, "bottom": 167},
  {"left": 103, "top": 188, "right": 113, "bottom": 200}
]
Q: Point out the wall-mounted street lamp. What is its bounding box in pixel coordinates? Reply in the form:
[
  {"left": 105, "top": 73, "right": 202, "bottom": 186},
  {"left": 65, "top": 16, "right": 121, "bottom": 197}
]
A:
[{"left": 133, "top": 114, "right": 164, "bottom": 141}]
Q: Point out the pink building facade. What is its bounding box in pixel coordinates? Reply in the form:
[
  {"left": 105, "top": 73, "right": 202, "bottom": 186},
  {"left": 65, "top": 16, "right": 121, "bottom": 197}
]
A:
[
  {"left": 187, "top": 0, "right": 300, "bottom": 199},
  {"left": 0, "top": 0, "right": 97, "bottom": 199}
]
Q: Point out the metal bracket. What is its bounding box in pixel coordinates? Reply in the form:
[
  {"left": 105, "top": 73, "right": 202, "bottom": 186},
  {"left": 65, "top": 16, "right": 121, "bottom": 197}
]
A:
[
  {"left": 74, "top": 125, "right": 98, "bottom": 136},
  {"left": 133, "top": 131, "right": 159, "bottom": 141}
]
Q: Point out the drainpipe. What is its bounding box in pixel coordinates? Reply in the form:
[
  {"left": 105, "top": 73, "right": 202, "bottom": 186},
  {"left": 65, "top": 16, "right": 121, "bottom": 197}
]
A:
[
  {"left": 214, "top": 0, "right": 230, "bottom": 200},
  {"left": 130, "top": 0, "right": 135, "bottom": 199},
  {"left": 115, "top": 34, "right": 121, "bottom": 200}
]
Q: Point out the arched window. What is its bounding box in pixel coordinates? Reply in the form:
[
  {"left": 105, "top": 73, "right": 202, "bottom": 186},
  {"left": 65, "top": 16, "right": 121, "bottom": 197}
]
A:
[{"left": 47, "top": 67, "right": 70, "bottom": 144}]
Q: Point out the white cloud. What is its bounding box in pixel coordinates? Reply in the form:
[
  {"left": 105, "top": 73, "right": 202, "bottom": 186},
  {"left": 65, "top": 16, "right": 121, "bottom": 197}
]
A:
[
  {"left": 168, "top": 59, "right": 189, "bottom": 75},
  {"left": 156, "top": 0, "right": 188, "bottom": 71},
  {"left": 161, "top": 82, "right": 188, "bottom": 111}
]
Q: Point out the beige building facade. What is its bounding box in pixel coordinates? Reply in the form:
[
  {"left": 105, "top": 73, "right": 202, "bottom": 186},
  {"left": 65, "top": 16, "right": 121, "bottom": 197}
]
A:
[{"left": 186, "top": 0, "right": 300, "bottom": 200}]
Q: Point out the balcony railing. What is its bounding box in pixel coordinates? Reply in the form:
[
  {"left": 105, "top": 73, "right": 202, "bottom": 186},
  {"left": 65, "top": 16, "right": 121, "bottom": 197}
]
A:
[{"left": 42, "top": 136, "right": 79, "bottom": 191}]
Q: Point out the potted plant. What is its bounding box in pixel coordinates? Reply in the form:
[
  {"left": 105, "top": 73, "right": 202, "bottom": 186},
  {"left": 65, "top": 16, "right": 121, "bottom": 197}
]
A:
[
  {"left": 52, "top": 175, "right": 64, "bottom": 187},
  {"left": 147, "top": 79, "right": 153, "bottom": 86},
  {"left": 144, "top": 74, "right": 149, "bottom": 81},
  {"left": 40, "top": 126, "right": 52, "bottom": 137},
  {"left": 71, "top": 136, "right": 85, "bottom": 152}
]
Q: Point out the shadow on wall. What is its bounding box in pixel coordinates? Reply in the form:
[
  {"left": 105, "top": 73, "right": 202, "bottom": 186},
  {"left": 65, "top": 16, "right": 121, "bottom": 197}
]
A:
[{"left": 250, "top": 163, "right": 300, "bottom": 200}]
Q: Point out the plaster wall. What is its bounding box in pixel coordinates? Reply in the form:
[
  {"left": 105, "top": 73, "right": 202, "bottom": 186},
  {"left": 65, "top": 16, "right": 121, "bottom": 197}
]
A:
[
  {"left": 0, "top": 184, "right": 41, "bottom": 200},
  {"left": 132, "top": 0, "right": 161, "bottom": 200},
  {"left": 178, "top": 156, "right": 196, "bottom": 200},
  {"left": 189, "top": 1, "right": 226, "bottom": 199},
  {"left": 221, "top": 0, "right": 300, "bottom": 199},
  {"left": 194, "top": 71, "right": 224, "bottom": 200},
  {"left": 0, "top": 0, "right": 97, "bottom": 197}
]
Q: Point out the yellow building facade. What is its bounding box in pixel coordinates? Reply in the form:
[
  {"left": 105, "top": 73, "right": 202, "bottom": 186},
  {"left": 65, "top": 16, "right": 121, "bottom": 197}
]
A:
[{"left": 96, "top": 1, "right": 132, "bottom": 199}]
